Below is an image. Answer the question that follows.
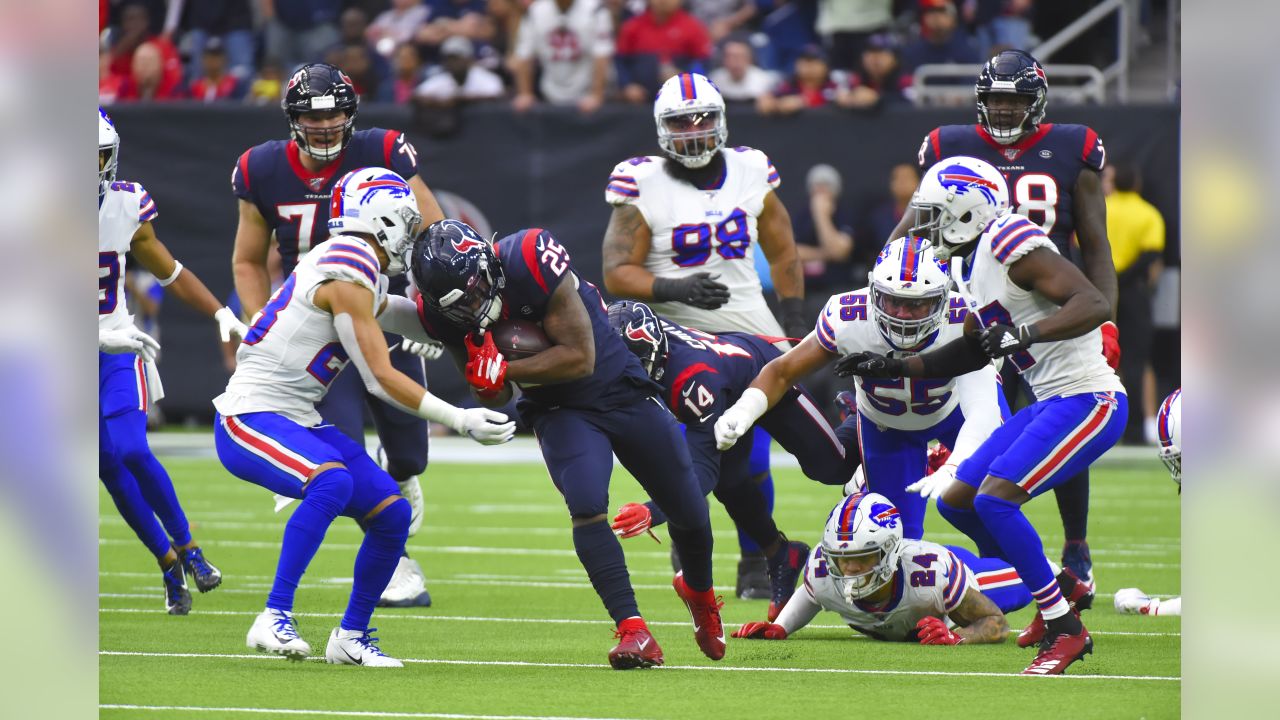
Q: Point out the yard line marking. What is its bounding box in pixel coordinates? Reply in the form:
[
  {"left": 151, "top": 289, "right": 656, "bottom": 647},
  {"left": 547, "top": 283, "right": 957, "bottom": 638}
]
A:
[
  {"left": 98, "top": 650, "right": 1180, "bottom": 682},
  {"left": 96, "top": 608, "right": 1181, "bottom": 637},
  {"left": 99, "top": 704, "right": 644, "bottom": 720}
]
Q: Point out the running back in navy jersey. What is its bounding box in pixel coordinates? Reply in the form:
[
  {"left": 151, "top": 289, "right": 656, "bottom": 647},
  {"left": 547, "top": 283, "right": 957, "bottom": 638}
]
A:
[
  {"left": 416, "top": 228, "right": 656, "bottom": 411},
  {"left": 232, "top": 128, "right": 420, "bottom": 274},
  {"left": 918, "top": 123, "right": 1105, "bottom": 254},
  {"left": 659, "top": 321, "right": 783, "bottom": 425}
]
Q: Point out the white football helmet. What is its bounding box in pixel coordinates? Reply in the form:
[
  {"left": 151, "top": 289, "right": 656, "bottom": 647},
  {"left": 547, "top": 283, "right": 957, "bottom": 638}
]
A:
[
  {"left": 869, "top": 237, "right": 951, "bottom": 350},
  {"left": 654, "top": 73, "right": 728, "bottom": 169},
  {"left": 821, "top": 492, "right": 904, "bottom": 602},
  {"left": 99, "top": 107, "right": 119, "bottom": 199},
  {"left": 910, "top": 156, "right": 1009, "bottom": 260},
  {"left": 328, "top": 167, "right": 422, "bottom": 275},
  {"left": 1156, "top": 388, "right": 1181, "bottom": 485}
]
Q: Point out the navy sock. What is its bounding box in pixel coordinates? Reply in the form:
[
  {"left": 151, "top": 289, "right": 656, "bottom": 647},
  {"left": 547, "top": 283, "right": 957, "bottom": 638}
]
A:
[
  {"left": 737, "top": 472, "right": 774, "bottom": 554},
  {"left": 343, "top": 498, "right": 409, "bottom": 632},
  {"left": 100, "top": 454, "right": 171, "bottom": 559},
  {"left": 572, "top": 521, "right": 639, "bottom": 624},
  {"left": 936, "top": 497, "right": 1005, "bottom": 558},
  {"left": 267, "top": 467, "right": 353, "bottom": 611},
  {"left": 668, "top": 520, "right": 715, "bottom": 593},
  {"left": 973, "top": 493, "right": 1061, "bottom": 616},
  {"left": 1054, "top": 471, "right": 1089, "bottom": 542},
  {"left": 106, "top": 410, "right": 192, "bottom": 547}
]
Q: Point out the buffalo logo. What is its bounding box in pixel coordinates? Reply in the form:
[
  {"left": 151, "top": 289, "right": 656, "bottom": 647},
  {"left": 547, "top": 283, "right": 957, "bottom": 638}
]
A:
[
  {"left": 868, "top": 502, "right": 900, "bottom": 529},
  {"left": 938, "top": 164, "right": 998, "bottom": 204},
  {"left": 451, "top": 235, "right": 484, "bottom": 253},
  {"left": 626, "top": 321, "right": 660, "bottom": 349},
  {"left": 355, "top": 174, "right": 411, "bottom": 204}
]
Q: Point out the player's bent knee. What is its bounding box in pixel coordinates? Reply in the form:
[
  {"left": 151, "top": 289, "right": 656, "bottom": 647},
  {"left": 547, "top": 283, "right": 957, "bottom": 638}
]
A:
[
  {"left": 383, "top": 457, "right": 427, "bottom": 482},
  {"left": 307, "top": 462, "right": 346, "bottom": 482},
  {"left": 571, "top": 514, "right": 607, "bottom": 528},
  {"left": 939, "top": 482, "right": 977, "bottom": 510},
  {"left": 366, "top": 496, "right": 411, "bottom": 538},
  {"left": 977, "top": 475, "right": 1028, "bottom": 503}
]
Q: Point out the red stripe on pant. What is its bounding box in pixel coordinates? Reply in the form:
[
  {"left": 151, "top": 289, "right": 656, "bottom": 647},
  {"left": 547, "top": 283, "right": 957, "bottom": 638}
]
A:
[
  {"left": 226, "top": 416, "right": 315, "bottom": 479},
  {"left": 1018, "top": 401, "right": 1112, "bottom": 492}
]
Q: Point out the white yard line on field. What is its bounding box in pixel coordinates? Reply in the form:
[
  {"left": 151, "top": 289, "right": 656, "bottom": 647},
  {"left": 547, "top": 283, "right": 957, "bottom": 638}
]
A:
[{"left": 100, "top": 705, "right": 645, "bottom": 720}]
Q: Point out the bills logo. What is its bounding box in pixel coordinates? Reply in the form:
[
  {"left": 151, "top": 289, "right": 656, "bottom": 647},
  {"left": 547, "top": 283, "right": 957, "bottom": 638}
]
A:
[
  {"left": 451, "top": 235, "right": 484, "bottom": 253},
  {"left": 868, "top": 502, "right": 900, "bottom": 529},
  {"left": 938, "top": 164, "right": 998, "bottom": 204},
  {"left": 355, "top": 174, "right": 411, "bottom": 204}
]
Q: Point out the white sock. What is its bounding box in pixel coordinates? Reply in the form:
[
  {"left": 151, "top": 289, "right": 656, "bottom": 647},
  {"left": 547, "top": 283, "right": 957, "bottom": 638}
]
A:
[{"left": 1041, "top": 597, "right": 1072, "bottom": 621}]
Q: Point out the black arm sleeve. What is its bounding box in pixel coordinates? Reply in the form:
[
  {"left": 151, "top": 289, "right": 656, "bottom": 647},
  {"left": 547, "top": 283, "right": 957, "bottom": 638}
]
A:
[{"left": 917, "top": 332, "right": 990, "bottom": 378}]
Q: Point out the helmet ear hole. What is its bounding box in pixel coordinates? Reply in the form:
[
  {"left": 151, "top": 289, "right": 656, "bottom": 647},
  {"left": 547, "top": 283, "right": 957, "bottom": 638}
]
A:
[{"left": 959, "top": 211, "right": 972, "bottom": 223}]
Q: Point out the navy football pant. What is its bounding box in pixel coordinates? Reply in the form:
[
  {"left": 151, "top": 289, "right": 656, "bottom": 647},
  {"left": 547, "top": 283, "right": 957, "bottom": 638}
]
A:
[{"left": 757, "top": 387, "right": 860, "bottom": 487}]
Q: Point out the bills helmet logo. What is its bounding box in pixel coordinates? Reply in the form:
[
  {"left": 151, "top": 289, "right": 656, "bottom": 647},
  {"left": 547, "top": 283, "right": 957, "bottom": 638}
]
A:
[
  {"left": 355, "top": 173, "right": 411, "bottom": 203},
  {"left": 868, "top": 502, "right": 900, "bottom": 529},
  {"left": 938, "top": 163, "right": 998, "bottom": 204}
]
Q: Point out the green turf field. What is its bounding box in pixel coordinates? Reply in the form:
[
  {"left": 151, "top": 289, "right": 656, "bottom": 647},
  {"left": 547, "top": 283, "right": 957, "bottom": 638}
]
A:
[{"left": 100, "top": 448, "right": 1180, "bottom": 719}]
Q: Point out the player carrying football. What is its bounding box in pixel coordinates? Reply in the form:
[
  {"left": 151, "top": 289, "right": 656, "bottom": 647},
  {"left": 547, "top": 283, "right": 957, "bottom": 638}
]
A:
[{"left": 99, "top": 107, "right": 246, "bottom": 614}]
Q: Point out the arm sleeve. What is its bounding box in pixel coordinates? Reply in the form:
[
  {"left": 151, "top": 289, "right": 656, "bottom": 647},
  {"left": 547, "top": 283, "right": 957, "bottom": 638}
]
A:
[
  {"left": 333, "top": 311, "right": 416, "bottom": 415},
  {"left": 377, "top": 294, "right": 439, "bottom": 344},
  {"left": 776, "top": 566, "right": 823, "bottom": 634},
  {"left": 986, "top": 215, "right": 1056, "bottom": 266},
  {"left": 949, "top": 364, "right": 1002, "bottom": 467}
]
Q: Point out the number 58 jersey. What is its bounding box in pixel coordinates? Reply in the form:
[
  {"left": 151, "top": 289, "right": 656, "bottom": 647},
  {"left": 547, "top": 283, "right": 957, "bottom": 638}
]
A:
[
  {"left": 214, "top": 236, "right": 389, "bottom": 427},
  {"left": 605, "top": 147, "right": 782, "bottom": 335}
]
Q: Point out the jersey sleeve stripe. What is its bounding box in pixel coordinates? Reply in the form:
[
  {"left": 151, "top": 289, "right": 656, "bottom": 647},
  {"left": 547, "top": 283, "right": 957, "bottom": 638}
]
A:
[
  {"left": 321, "top": 249, "right": 380, "bottom": 277},
  {"left": 327, "top": 243, "right": 380, "bottom": 268},
  {"left": 767, "top": 164, "right": 780, "bottom": 184},
  {"left": 519, "top": 227, "right": 549, "bottom": 293},
  {"left": 606, "top": 183, "right": 639, "bottom": 197},
  {"left": 608, "top": 175, "right": 637, "bottom": 186},
  {"left": 928, "top": 128, "right": 941, "bottom": 167},
  {"left": 237, "top": 150, "right": 252, "bottom": 192},
  {"left": 943, "top": 552, "right": 968, "bottom": 611},
  {"left": 1082, "top": 127, "right": 1098, "bottom": 163},
  {"left": 816, "top": 315, "right": 838, "bottom": 353},
  {"left": 383, "top": 130, "right": 399, "bottom": 166},
  {"left": 319, "top": 256, "right": 377, "bottom": 284},
  {"left": 993, "top": 225, "right": 1044, "bottom": 263},
  {"left": 139, "top": 194, "right": 158, "bottom": 221}
]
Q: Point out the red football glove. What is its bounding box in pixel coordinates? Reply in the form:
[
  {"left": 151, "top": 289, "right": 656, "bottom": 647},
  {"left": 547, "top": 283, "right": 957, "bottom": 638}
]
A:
[
  {"left": 916, "top": 616, "right": 964, "bottom": 645},
  {"left": 732, "top": 622, "right": 788, "bottom": 640},
  {"left": 465, "top": 331, "right": 508, "bottom": 398},
  {"left": 926, "top": 443, "right": 952, "bottom": 475},
  {"left": 611, "top": 502, "right": 658, "bottom": 541},
  {"left": 1100, "top": 321, "right": 1121, "bottom": 372}
]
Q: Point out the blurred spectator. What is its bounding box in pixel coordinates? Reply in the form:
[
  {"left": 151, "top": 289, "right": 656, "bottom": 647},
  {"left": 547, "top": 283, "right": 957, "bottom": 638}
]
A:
[
  {"left": 391, "top": 43, "right": 427, "bottom": 104},
  {"left": 99, "top": 46, "right": 127, "bottom": 105},
  {"left": 416, "top": 0, "right": 495, "bottom": 53},
  {"left": 487, "top": 0, "right": 527, "bottom": 61},
  {"left": 107, "top": 2, "right": 183, "bottom": 93},
  {"left": 688, "top": 0, "right": 756, "bottom": 44},
  {"left": 119, "top": 41, "right": 185, "bottom": 101},
  {"left": 173, "top": 0, "right": 255, "bottom": 82},
  {"left": 512, "top": 0, "right": 614, "bottom": 114},
  {"left": 965, "top": 0, "right": 1035, "bottom": 57},
  {"left": 843, "top": 33, "right": 912, "bottom": 108},
  {"left": 368, "top": 0, "right": 432, "bottom": 57},
  {"left": 188, "top": 39, "right": 243, "bottom": 102},
  {"left": 861, "top": 162, "right": 921, "bottom": 247},
  {"left": 815, "top": 0, "right": 894, "bottom": 71},
  {"left": 755, "top": 0, "right": 818, "bottom": 75},
  {"left": 327, "top": 42, "right": 392, "bottom": 102},
  {"left": 901, "top": 0, "right": 981, "bottom": 73},
  {"left": 616, "top": 0, "right": 712, "bottom": 103},
  {"left": 262, "top": 0, "right": 342, "bottom": 72},
  {"left": 415, "top": 36, "right": 506, "bottom": 104},
  {"left": 756, "top": 44, "right": 854, "bottom": 115},
  {"left": 795, "top": 164, "right": 856, "bottom": 298},
  {"left": 1102, "top": 163, "right": 1167, "bottom": 445},
  {"left": 338, "top": 7, "right": 394, "bottom": 89},
  {"left": 246, "top": 62, "right": 287, "bottom": 105},
  {"left": 709, "top": 36, "right": 777, "bottom": 103}
]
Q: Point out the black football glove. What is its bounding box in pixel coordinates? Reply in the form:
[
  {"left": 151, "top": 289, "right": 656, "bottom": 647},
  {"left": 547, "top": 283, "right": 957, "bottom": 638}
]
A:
[
  {"left": 779, "top": 297, "right": 809, "bottom": 341},
  {"left": 653, "top": 272, "right": 731, "bottom": 310},
  {"left": 833, "top": 352, "right": 905, "bottom": 379},
  {"left": 978, "top": 323, "right": 1038, "bottom": 359}
]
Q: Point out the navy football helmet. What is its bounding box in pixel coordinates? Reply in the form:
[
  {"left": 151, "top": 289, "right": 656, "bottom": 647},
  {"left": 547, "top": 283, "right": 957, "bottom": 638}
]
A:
[
  {"left": 607, "top": 300, "right": 669, "bottom": 382},
  {"left": 282, "top": 63, "right": 360, "bottom": 162},
  {"left": 975, "top": 50, "right": 1048, "bottom": 144},
  {"left": 410, "top": 219, "right": 506, "bottom": 329}
]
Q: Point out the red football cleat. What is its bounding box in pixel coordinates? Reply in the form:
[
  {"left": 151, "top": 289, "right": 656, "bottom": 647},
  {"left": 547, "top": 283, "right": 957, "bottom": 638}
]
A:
[
  {"left": 672, "top": 572, "right": 726, "bottom": 661},
  {"left": 1022, "top": 627, "right": 1093, "bottom": 675},
  {"left": 926, "top": 443, "right": 952, "bottom": 475},
  {"left": 1018, "top": 570, "right": 1096, "bottom": 648},
  {"left": 608, "top": 617, "right": 664, "bottom": 670}
]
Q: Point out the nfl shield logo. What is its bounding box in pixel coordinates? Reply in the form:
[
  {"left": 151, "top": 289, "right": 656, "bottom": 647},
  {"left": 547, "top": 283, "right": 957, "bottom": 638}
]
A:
[
  {"left": 307, "top": 177, "right": 325, "bottom": 192},
  {"left": 1003, "top": 148, "right": 1019, "bottom": 161}
]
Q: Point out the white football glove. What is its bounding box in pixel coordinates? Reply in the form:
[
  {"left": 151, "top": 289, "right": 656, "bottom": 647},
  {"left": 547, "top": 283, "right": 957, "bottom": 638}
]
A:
[
  {"left": 214, "top": 306, "right": 249, "bottom": 343},
  {"left": 905, "top": 463, "right": 957, "bottom": 501},
  {"left": 454, "top": 407, "right": 516, "bottom": 445},
  {"left": 99, "top": 326, "right": 161, "bottom": 364},
  {"left": 714, "top": 387, "right": 769, "bottom": 451},
  {"left": 399, "top": 337, "right": 445, "bottom": 361}
]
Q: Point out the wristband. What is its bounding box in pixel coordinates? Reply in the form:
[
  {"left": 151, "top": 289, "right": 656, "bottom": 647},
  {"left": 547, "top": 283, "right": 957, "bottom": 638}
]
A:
[{"left": 417, "top": 390, "right": 462, "bottom": 430}]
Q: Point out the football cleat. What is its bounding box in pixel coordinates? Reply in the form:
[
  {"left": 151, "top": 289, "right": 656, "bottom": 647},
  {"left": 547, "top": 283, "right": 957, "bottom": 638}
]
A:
[
  {"left": 1017, "top": 569, "right": 1096, "bottom": 648},
  {"left": 162, "top": 558, "right": 191, "bottom": 616},
  {"left": 672, "top": 572, "right": 726, "bottom": 661},
  {"left": 766, "top": 540, "right": 809, "bottom": 622},
  {"left": 608, "top": 617, "right": 664, "bottom": 670},
  {"left": 1022, "top": 627, "right": 1093, "bottom": 675},
  {"left": 397, "top": 476, "right": 425, "bottom": 537},
  {"left": 246, "top": 608, "right": 311, "bottom": 661},
  {"left": 179, "top": 546, "right": 222, "bottom": 593},
  {"left": 378, "top": 556, "right": 432, "bottom": 607},
  {"left": 736, "top": 552, "right": 770, "bottom": 600},
  {"left": 325, "top": 627, "right": 404, "bottom": 667},
  {"left": 1061, "top": 540, "right": 1095, "bottom": 591}
]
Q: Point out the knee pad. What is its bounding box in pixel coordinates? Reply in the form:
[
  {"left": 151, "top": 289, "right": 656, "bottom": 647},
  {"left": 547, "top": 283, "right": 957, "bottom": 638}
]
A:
[{"left": 369, "top": 497, "right": 411, "bottom": 540}]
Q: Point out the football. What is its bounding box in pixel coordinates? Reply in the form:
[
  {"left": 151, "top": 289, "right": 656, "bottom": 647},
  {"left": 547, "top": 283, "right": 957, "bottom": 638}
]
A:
[{"left": 489, "top": 318, "right": 551, "bottom": 360}]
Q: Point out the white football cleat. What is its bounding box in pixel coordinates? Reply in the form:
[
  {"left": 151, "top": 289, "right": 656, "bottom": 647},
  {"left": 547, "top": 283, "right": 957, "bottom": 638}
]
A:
[
  {"left": 378, "top": 556, "right": 432, "bottom": 607},
  {"left": 325, "top": 627, "right": 404, "bottom": 667},
  {"left": 246, "top": 608, "right": 311, "bottom": 661},
  {"left": 396, "top": 475, "right": 424, "bottom": 536}
]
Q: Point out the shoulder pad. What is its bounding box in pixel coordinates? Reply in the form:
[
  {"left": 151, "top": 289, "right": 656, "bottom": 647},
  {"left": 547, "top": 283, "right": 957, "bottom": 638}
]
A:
[
  {"left": 606, "top": 156, "right": 660, "bottom": 205},
  {"left": 987, "top": 214, "right": 1053, "bottom": 265},
  {"left": 112, "top": 181, "right": 157, "bottom": 222},
  {"left": 727, "top": 146, "right": 780, "bottom": 188},
  {"left": 312, "top": 236, "right": 382, "bottom": 291}
]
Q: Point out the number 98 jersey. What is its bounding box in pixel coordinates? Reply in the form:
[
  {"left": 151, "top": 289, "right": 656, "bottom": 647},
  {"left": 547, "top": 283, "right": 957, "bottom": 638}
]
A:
[{"left": 605, "top": 146, "right": 782, "bottom": 335}]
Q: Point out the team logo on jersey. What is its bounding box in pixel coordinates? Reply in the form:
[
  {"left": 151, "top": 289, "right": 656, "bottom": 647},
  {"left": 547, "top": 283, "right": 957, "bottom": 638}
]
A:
[
  {"left": 938, "top": 163, "right": 999, "bottom": 204},
  {"left": 1002, "top": 148, "right": 1019, "bottom": 161},
  {"left": 307, "top": 177, "right": 325, "bottom": 192},
  {"left": 868, "top": 503, "right": 900, "bottom": 529}
]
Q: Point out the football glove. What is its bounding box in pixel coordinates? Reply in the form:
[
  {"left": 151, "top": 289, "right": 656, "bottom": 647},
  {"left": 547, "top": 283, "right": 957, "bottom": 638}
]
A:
[
  {"left": 99, "top": 326, "right": 160, "bottom": 364},
  {"left": 714, "top": 387, "right": 768, "bottom": 451},
  {"left": 833, "top": 351, "right": 904, "bottom": 379},
  {"left": 916, "top": 616, "right": 964, "bottom": 645},
  {"left": 905, "top": 463, "right": 957, "bottom": 501},
  {"left": 400, "top": 337, "right": 445, "bottom": 361},
  {"left": 453, "top": 407, "right": 516, "bottom": 445},
  {"left": 611, "top": 502, "right": 652, "bottom": 538},
  {"left": 214, "top": 306, "right": 249, "bottom": 343},
  {"left": 978, "top": 323, "right": 1037, "bottom": 359},
  {"left": 464, "top": 331, "right": 508, "bottom": 398},
  {"left": 653, "top": 272, "right": 730, "bottom": 310},
  {"left": 1100, "top": 321, "right": 1121, "bottom": 371},
  {"left": 732, "top": 622, "right": 788, "bottom": 640}
]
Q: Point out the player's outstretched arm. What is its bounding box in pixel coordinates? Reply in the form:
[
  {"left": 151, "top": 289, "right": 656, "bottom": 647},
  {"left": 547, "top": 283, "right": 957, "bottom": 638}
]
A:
[
  {"left": 1008, "top": 246, "right": 1111, "bottom": 342},
  {"left": 231, "top": 199, "right": 273, "bottom": 319},
  {"left": 131, "top": 221, "right": 247, "bottom": 342},
  {"left": 503, "top": 279, "right": 596, "bottom": 385},
  {"left": 757, "top": 191, "right": 807, "bottom": 336},
  {"left": 601, "top": 204, "right": 657, "bottom": 300},
  {"left": 716, "top": 335, "right": 834, "bottom": 450},
  {"left": 839, "top": 314, "right": 988, "bottom": 380},
  {"left": 947, "top": 587, "right": 1010, "bottom": 644},
  {"left": 1072, "top": 169, "right": 1118, "bottom": 320}
]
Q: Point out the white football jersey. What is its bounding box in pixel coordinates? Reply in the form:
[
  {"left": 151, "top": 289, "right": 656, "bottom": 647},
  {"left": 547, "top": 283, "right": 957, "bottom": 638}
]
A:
[
  {"left": 214, "top": 236, "right": 389, "bottom": 427},
  {"left": 98, "top": 181, "right": 157, "bottom": 331},
  {"left": 815, "top": 288, "right": 984, "bottom": 431},
  {"left": 606, "top": 147, "right": 784, "bottom": 336},
  {"left": 513, "top": 0, "right": 614, "bottom": 106},
  {"left": 799, "top": 539, "right": 976, "bottom": 641},
  {"left": 956, "top": 213, "right": 1125, "bottom": 400}
]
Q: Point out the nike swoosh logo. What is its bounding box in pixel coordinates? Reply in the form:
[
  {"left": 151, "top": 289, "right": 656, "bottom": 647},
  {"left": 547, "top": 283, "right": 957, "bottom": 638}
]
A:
[
  {"left": 339, "top": 644, "right": 362, "bottom": 665},
  {"left": 698, "top": 413, "right": 717, "bottom": 424}
]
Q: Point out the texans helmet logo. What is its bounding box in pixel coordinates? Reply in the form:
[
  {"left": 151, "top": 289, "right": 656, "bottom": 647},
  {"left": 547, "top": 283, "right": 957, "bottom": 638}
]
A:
[
  {"left": 939, "top": 164, "right": 998, "bottom": 204},
  {"left": 626, "top": 321, "right": 659, "bottom": 348},
  {"left": 868, "top": 502, "right": 900, "bottom": 529},
  {"left": 451, "top": 235, "right": 485, "bottom": 253}
]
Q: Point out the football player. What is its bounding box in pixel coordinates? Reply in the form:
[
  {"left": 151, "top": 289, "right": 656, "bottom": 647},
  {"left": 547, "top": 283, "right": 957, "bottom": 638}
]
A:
[
  {"left": 606, "top": 300, "right": 860, "bottom": 620},
  {"left": 841, "top": 157, "right": 1125, "bottom": 675},
  {"left": 215, "top": 169, "right": 514, "bottom": 667},
  {"left": 98, "top": 107, "right": 247, "bottom": 614},
  {"left": 411, "top": 220, "right": 725, "bottom": 670},
  {"left": 732, "top": 493, "right": 1031, "bottom": 645},
  {"left": 601, "top": 72, "right": 807, "bottom": 599},
  {"left": 898, "top": 50, "right": 1120, "bottom": 588},
  {"left": 230, "top": 63, "right": 446, "bottom": 606},
  {"left": 1114, "top": 387, "right": 1181, "bottom": 616},
  {"left": 715, "top": 237, "right": 1004, "bottom": 542}
]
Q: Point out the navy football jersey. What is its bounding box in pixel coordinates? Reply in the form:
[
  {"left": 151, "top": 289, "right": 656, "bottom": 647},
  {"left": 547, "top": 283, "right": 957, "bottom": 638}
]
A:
[
  {"left": 917, "top": 123, "right": 1105, "bottom": 255},
  {"left": 232, "top": 128, "right": 421, "bottom": 275},
  {"left": 417, "top": 228, "right": 656, "bottom": 411},
  {"left": 658, "top": 321, "right": 784, "bottom": 426}
]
